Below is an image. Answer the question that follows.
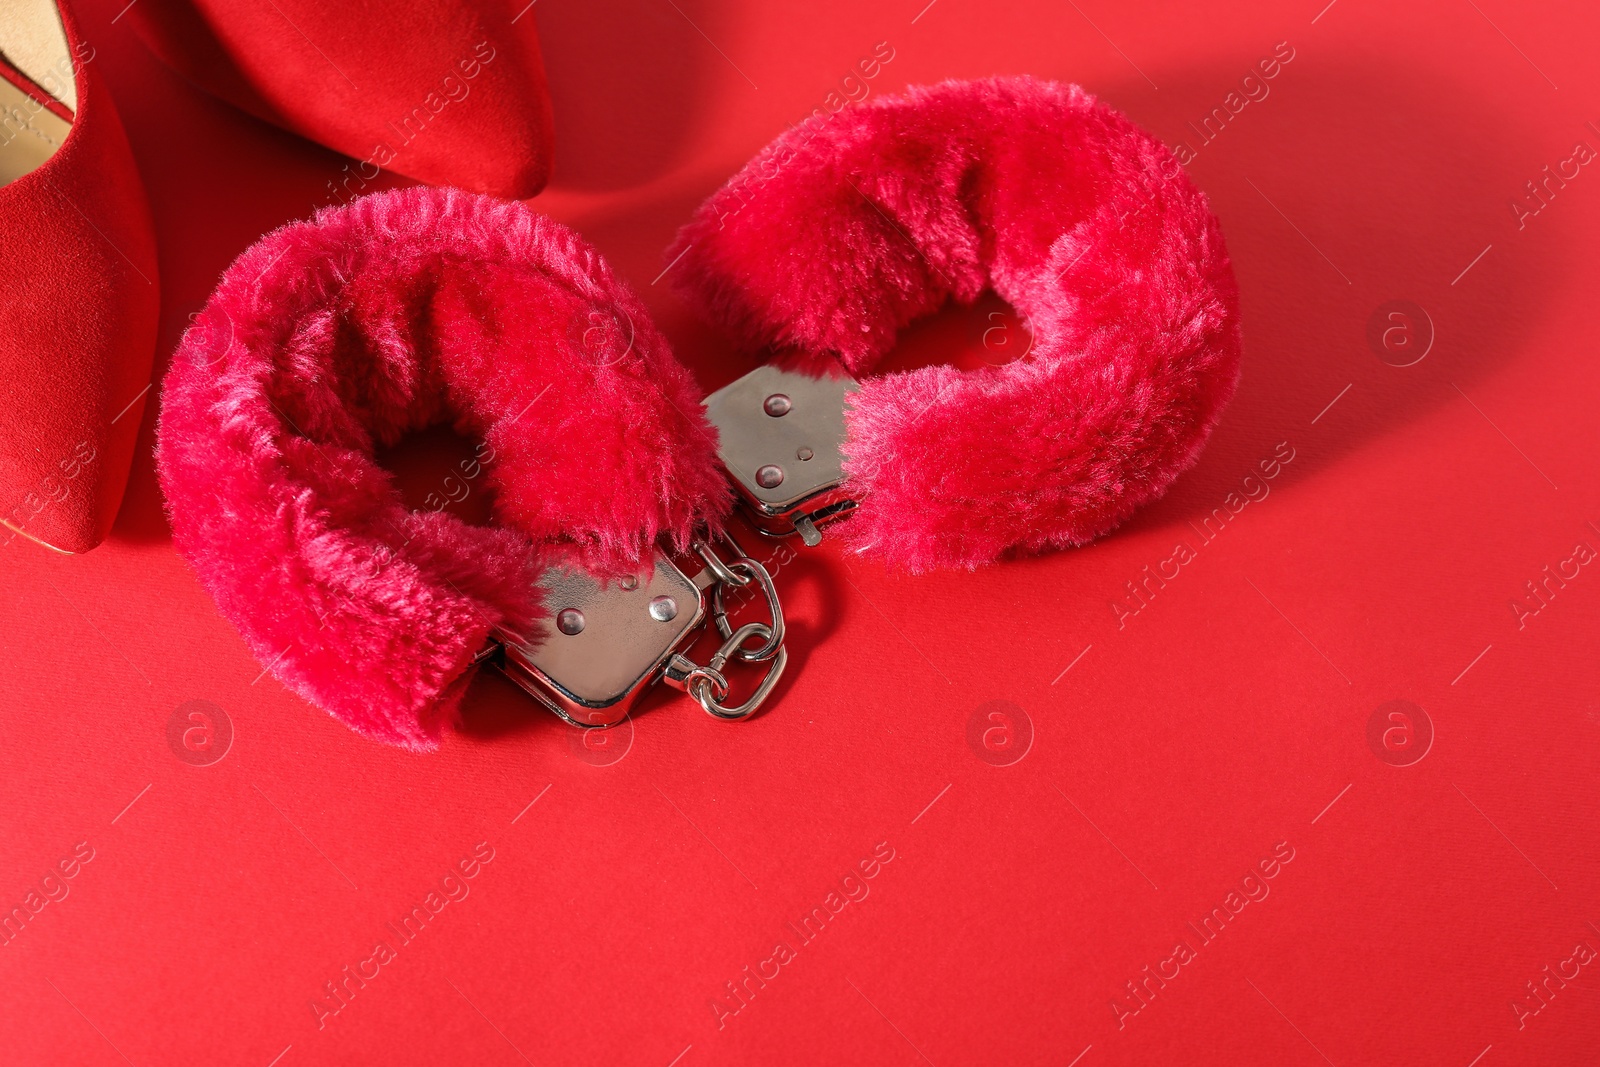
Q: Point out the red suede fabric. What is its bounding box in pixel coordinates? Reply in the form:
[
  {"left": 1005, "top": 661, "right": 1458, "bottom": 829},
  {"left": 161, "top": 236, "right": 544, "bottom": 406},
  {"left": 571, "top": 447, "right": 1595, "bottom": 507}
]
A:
[
  {"left": 10, "top": 2, "right": 1600, "bottom": 1064},
  {"left": 672, "top": 77, "right": 1242, "bottom": 571},
  {"left": 126, "top": 0, "right": 555, "bottom": 198},
  {"left": 156, "top": 187, "right": 729, "bottom": 749},
  {"left": 0, "top": 0, "right": 159, "bottom": 554}
]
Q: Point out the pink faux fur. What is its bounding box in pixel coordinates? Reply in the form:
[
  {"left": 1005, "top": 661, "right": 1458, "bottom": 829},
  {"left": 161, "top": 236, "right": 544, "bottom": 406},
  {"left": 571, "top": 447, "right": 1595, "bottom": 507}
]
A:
[
  {"left": 670, "top": 76, "right": 1242, "bottom": 571},
  {"left": 157, "top": 187, "right": 729, "bottom": 749}
]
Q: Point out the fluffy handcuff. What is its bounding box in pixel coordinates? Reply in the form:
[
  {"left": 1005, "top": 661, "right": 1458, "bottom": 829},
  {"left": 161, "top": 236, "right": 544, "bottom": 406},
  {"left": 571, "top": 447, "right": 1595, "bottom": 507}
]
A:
[{"left": 156, "top": 76, "right": 1241, "bottom": 749}]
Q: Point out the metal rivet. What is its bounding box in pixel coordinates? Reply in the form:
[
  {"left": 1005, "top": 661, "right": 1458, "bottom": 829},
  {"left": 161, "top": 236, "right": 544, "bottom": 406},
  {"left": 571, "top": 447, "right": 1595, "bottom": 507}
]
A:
[
  {"left": 796, "top": 446, "right": 814, "bottom": 462},
  {"left": 755, "top": 464, "right": 785, "bottom": 488},
  {"left": 763, "top": 393, "right": 792, "bottom": 417},
  {"left": 620, "top": 575, "right": 639, "bottom": 591},
  {"left": 649, "top": 595, "right": 678, "bottom": 622},
  {"left": 556, "top": 609, "right": 585, "bottom": 636}
]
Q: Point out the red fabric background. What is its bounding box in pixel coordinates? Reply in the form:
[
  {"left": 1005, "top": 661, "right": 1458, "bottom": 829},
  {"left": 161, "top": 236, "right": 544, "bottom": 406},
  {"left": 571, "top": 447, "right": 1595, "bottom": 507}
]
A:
[{"left": 5, "top": 1, "right": 1599, "bottom": 1064}]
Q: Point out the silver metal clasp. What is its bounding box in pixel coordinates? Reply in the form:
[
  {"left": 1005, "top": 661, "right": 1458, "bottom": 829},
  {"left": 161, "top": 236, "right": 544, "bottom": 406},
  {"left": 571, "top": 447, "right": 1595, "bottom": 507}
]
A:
[
  {"left": 662, "top": 539, "right": 788, "bottom": 719},
  {"left": 488, "top": 535, "right": 786, "bottom": 728},
  {"left": 703, "top": 365, "right": 860, "bottom": 546}
]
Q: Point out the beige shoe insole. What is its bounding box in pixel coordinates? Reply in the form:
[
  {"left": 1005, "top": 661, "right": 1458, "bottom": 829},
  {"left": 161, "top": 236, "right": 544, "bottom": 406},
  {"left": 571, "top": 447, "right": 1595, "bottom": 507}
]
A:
[
  {"left": 0, "top": 0, "right": 74, "bottom": 187},
  {"left": 0, "top": 0, "right": 75, "bottom": 110}
]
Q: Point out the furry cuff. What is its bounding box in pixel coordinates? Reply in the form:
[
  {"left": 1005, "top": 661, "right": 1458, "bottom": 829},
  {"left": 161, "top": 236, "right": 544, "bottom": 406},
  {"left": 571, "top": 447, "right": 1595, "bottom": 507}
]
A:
[
  {"left": 670, "top": 76, "right": 1242, "bottom": 571},
  {"left": 157, "top": 187, "right": 729, "bottom": 749}
]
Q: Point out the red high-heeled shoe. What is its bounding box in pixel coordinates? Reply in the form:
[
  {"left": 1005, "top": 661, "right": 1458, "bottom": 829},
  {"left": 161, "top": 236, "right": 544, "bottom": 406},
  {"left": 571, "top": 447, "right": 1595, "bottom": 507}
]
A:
[
  {"left": 0, "top": 0, "right": 160, "bottom": 553},
  {"left": 126, "top": 0, "right": 556, "bottom": 198}
]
